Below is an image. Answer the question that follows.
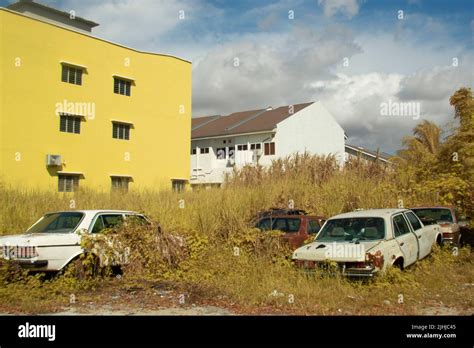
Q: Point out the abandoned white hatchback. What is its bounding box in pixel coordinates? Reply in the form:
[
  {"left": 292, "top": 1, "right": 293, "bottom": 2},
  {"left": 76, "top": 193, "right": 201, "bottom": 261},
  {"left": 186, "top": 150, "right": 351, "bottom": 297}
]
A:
[
  {"left": 0, "top": 210, "right": 149, "bottom": 272},
  {"left": 292, "top": 209, "right": 443, "bottom": 277}
]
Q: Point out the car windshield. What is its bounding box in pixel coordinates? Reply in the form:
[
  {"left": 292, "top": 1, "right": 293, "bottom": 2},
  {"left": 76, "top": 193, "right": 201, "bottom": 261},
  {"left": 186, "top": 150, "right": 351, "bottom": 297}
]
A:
[
  {"left": 316, "top": 217, "right": 385, "bottom": 242},
  {"left": 26, "top": 212, "right": 84, "bottom": 233},
  {"left": 256, "top": 217, "right": 301, "bottom": 233},
  {"left": 411, "top": 208, "right": 453, "bottom": 224}
]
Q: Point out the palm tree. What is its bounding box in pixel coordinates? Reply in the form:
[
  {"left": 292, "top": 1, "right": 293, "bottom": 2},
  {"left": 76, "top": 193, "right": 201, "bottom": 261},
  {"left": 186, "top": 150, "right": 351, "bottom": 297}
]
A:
[{"left": 399, "top": 120, "right": 441, "bottom": 159}]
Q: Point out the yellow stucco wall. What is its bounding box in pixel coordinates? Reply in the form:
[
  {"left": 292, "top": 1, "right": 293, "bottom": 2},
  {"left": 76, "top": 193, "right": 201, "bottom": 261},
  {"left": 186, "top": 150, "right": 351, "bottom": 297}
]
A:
[{"left": 0, "top": 9, "right": 191, "bottom": 191}]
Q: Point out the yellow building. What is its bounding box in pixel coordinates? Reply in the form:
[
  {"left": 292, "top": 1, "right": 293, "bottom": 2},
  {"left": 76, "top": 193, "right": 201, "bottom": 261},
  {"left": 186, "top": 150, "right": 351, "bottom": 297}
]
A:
[{"left": 0, "top": 1, "right": 191, "bottom": 192}]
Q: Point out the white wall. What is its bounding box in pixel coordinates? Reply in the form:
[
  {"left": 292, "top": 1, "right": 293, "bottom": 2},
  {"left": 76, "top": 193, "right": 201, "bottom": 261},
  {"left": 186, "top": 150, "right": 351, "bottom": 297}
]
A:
[
  {"left": 274, "top": 101, "right": 345, "bottom": 165},
  {"left": 190, "top": 132, "right": 274, "bottom": 184},
  {"left": 190, "top": 101, "right": 345, "bottom": 185}
]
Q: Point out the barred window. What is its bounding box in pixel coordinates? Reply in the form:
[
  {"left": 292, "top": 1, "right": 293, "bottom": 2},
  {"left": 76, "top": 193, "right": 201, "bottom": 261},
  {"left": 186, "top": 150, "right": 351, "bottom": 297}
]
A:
[
  {"left": 61, "top": 66, "right": 83, "bottom": 85},
  {"left": 58, "top": 175, "right": 79, "bottom": 192},
  {"left": 114, "top": 78, "right": 131, "bottom": 96},
  {"left": 60, "top": 114, "right": 81, "bottom": 134},
  {"left": 111, "top": 177, "right": 130, "bottom": 192},
  {"left": 172, "top": 180, "right": 186, "bottom": 193},
  {"left": 113, "top": 123, "right": 130, "bottom": 140}
]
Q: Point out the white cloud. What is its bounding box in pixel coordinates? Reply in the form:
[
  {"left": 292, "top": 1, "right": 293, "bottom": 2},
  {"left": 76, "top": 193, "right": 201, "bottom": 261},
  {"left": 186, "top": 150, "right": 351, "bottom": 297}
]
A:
[
  {"left": 318, "top": 0, "right": 361, "bottom": 19},
  {"left": 41, "top": 0, "right": 221, "bottom": 53},
  {"left": 397, "top": 64, "right": 473, "bottom": 101},
  {"left": 192, "top": 25, "right": 362, "bottom": 116},
  {"left": 36, "top": 0, "right": 473, "bottom": 153}
]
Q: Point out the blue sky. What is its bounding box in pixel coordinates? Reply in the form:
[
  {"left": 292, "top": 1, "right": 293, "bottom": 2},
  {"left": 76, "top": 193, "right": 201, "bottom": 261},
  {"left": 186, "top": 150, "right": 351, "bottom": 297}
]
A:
[{"left": 2, "top": 0, "right": 473, "bottom": 153}]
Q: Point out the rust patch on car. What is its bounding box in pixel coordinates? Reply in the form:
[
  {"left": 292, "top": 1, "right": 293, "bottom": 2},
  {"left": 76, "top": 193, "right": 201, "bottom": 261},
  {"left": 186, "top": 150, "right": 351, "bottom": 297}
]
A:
[{"left": 366, "top": 250, "right": 384, "bottom": 268}]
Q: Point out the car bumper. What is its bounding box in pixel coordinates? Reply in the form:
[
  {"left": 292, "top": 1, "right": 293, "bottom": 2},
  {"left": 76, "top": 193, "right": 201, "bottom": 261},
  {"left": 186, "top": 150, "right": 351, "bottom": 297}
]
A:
[
  {"left": 15, "top": 259, "right": 48, "bottom": 268},
  {"left": 295, "top": 260, "right": 378, "bottom": 277},
  {"left": 342, "top": 267, "right": 378, "bottom": 278}
]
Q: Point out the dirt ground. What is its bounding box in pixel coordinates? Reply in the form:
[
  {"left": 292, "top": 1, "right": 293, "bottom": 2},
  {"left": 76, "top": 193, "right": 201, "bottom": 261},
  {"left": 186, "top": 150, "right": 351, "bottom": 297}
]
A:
[{"left": 2, "top": 280, "right": 469, "bottom": 316}]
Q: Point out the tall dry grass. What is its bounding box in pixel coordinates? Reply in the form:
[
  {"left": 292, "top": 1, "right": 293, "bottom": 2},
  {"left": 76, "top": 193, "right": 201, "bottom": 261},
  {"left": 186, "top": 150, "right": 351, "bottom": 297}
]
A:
[{"left": 0, "top": 154, "right": 471, "bottom": 314}]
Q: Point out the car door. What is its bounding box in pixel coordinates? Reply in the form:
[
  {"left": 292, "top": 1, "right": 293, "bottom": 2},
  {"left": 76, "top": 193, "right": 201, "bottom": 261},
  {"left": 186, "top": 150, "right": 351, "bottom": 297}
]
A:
[
  {"left": 392, "top": 214, "right": 418, "bottom": 267},
  {"left": 404, "top": 211, "right": 431, "bottom": 259}
]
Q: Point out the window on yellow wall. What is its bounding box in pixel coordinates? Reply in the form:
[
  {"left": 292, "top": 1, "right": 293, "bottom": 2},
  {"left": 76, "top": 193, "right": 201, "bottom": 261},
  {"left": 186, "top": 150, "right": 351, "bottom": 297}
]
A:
[
  {"left": 111, "top": 177, "right": 130, "bottom": 192},
  {"left": 172, "top": 180, "right": 186, "bottom": 193},
  {"left": 59, "top": 114, "right": 81, "bottom": 134},
  {"left": 61, "top": 66, "right": 83, "bottom": 85},
  {"left": 58, "top": 175, "right": 80, "bottom": 192},
  {"left": 113, "top": 122, "right": 131, "bottom": 140},
  {"left": 114, "top": 78, "right": 131, "bottom": 96}
]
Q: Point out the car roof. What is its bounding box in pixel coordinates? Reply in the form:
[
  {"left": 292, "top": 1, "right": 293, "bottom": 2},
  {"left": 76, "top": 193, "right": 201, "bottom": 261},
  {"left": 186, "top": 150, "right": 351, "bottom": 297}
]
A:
[
  {"left": 329, "top": 209, "right": 409, "bottom": 219},
  {"left": 45, "top": 210, "right": 141, "bottom": 215},
  {"left": 259, "top": 214, "right": 324, "bottom": 219},
  {"left": 411, "top": 206, "right": 453, "bottom": 210}
]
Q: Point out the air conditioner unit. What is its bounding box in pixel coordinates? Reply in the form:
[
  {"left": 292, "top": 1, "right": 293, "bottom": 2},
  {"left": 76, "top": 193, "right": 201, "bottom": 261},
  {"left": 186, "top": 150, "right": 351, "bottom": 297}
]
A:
[
  {"left": 46, "top": 154, "right": 62, "bottom": 166},
  {"left": 227, "top": 159, "right": 235, "bottom": 167}
]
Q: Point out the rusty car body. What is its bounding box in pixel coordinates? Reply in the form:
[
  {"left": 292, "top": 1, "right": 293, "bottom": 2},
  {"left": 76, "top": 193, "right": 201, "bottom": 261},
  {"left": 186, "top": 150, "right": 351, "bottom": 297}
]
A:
[
  {"left": 292, "top": 209, "right": 443, "bottom": 277},
  {"left": 410, "top": 206, "right": 467, "bottom": 246},
  {"left": 255, "top": 208, "right": 325, "bottom": 249}
]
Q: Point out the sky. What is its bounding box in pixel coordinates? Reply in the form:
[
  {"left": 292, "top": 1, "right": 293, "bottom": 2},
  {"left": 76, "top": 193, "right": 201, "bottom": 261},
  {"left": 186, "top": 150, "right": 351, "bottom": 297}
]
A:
[{"left": 2, "top": 0, "right": 473, "bottom": 154}]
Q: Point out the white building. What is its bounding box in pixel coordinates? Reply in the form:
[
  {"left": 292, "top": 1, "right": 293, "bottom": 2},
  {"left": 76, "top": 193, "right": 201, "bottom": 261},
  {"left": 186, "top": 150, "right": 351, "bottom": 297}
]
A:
[
  {"left": 190, "top": 101, "right": 345, "bottom": 187},
  {"left": 345, "top": 144, "right": 392, "bottom": 165}
]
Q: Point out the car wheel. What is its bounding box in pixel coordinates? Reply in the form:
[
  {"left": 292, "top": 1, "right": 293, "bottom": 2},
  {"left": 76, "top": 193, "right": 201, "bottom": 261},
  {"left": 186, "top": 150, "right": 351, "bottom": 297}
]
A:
[
  {"left": 436, "top": 235, "right": 444, "bottom": 247},
  {"left": 393, "top": 258, "right": 404, "bottom": 270}
]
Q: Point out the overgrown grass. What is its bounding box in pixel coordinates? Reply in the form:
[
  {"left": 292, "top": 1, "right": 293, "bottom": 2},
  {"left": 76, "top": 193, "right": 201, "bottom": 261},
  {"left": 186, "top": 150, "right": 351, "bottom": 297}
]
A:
[{"left": 0, "top": 155, "right": 472, "bottom": 314}]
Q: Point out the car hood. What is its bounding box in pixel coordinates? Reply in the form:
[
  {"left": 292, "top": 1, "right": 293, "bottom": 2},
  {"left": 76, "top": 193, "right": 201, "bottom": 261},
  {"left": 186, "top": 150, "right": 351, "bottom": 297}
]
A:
[
  {"left": 0, "top": 233, "right": 80, "bottom": 247},
  {"left": 292, "top": 240, "right": 382, "bottom": 262}
]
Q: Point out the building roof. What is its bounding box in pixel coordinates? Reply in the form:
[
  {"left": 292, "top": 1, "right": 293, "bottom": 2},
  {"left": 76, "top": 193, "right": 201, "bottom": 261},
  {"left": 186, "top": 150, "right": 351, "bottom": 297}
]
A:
[
  {"left": 7, "top": 0, "right": 99, "bottom": 29},
  {"left": 192, "top": 102, "right": 314, "bottom": 139},
  {"left": 345, "top": 143, "right": 392, "bottom": 162}
]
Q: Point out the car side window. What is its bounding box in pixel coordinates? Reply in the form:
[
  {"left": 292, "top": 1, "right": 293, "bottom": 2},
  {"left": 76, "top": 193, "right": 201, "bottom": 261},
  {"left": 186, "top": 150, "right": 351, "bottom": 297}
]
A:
[
  {"left": 273, "top": 218, "right": 301, "bottom": 233},
  {"left": 405, "top": 212, "right": 422, "bottom": 231},
  {"left": 393, "top": 214, "right": 411, "bottom": 237},
  {"left": 91, "top": 214, "right": 123, "bottom": 233},
  {"left": 102, "top": 215, "right": 124, "bottom": 228},
  {"left": 287, "top": 219, "right": 301, "bottom": 232},
  {"left": 91, "top": 216, "right": 104, "bottom": 233},
  {"left": 273, "top": 218, "right": 288, "bottom": 231},
  {"left": 125, "top": 214, "right": 148, "bottom": 225},
  {"left": 257, "top": 218, "right": 272, "bottom": 230},
  {"left": 308, "top": 220, "right": 321, "bottom": 234}
]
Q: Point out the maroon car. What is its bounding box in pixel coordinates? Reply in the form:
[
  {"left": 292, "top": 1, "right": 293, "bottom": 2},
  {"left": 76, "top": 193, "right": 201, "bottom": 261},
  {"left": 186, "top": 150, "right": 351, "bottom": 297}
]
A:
[
  {"left": 411, "top": 206, "right": 467, "bottom": 246},
  {"left": 255, "top": 208, "right": 326, "bottom": 249}
]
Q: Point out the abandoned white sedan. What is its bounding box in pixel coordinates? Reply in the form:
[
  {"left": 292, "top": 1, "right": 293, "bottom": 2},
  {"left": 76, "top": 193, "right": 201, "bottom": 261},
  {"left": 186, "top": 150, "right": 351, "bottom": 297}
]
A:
[
  {"left": 0, "top": 210, "right": 149, "bottom": 272},
  {"left": 292, "top": 209, "right": 443, "bottom": 277}
]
